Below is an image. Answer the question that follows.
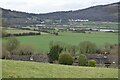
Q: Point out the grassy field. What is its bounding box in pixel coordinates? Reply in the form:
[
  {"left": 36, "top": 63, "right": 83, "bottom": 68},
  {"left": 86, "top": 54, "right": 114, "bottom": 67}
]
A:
[
  {"left": 6, "top": 29, "right": 38, "bottom": 34},
  {"left": 2, "top": 60, "right": 118, "bottom": 78},
  {"left": 6, "top": 29, "right": 48, "bottom": 34},
  {"left": 11, "top": 32, "right": 118, "bottom": 52}
]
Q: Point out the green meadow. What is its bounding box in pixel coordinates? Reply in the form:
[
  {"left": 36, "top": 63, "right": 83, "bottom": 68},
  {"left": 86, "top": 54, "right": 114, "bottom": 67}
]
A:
[
  {"left": 14, "top": 32, "right": 118, "bottom": 52},
  {"left": 2, "top": 60, "right": 118, "bottom": 78}
]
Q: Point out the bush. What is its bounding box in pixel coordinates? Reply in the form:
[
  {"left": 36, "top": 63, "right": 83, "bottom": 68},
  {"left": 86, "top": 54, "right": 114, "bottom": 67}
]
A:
[
  {"left": 59, "top": 52, "right": 73, "bottom": 65},
  {"left": 12, "top": 44, "right": 34, "bottom": 55},
  {"left": 67, "top": 45, "right": 77, "bottom": 56},
  {"left": 78, "top": 54, "right": 88, "bottom": 66},
  {"left": 1, "top": 44, "right": 10, "bottom": 59},
  {"left": 79, "top": 41, "right": 97, "bottom": 54},
  {"left": 88, "top": 60, "right": 96, "bottom": 67},
  {"left": 1, "top": 29, "right": 8, "bottom": 37},
  {"left": 6, "top": 37, "right": 19, "bottom": 52},
  {"left": 48, "top": 45, "right": 63, "bottom": 63}
]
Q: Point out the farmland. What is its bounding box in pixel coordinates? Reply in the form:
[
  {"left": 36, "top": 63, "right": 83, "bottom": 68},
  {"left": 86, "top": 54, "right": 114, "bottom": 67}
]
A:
[
  {"left": 5, "top": 28, "right": 48, "bottom": 34},
  {"left": 2, "top": 22, "right": 118, "bottom": 52},
  {"left": 2, "top": 60, "right": 118, "bottom": 78},
  {"left": 13, "top": 32, "right": 118, "bottom": 52},
  {"left": 1, "top": 2, "right": 119, "bottom": 79}
]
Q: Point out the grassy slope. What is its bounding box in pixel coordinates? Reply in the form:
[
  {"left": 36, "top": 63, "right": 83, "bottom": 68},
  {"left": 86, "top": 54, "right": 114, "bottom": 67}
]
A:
[
  {"left": 2, "top": 60, "right": 118, "bottom": 78},
  {"left": 16, "top": 32, "right": 118, "bottom": 52}
]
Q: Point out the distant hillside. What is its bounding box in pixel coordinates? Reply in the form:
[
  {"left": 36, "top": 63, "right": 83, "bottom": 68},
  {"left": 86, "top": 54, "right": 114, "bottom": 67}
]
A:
[
  {"left": 39, "top": 2, "right": 119, "bottom": 21},
  {"left": 1, "top": 2, "right": 119, "bottom": 26}
]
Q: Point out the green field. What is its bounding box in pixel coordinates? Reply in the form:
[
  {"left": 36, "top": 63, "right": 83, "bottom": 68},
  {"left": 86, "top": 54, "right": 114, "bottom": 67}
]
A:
[
  {"left": 2, "top": 60, "right": 118, "bottom": 78},
  {"left": 12, "top": 32, "right": 118, "bottom": 52},
  {"left": 6, "top": 29, "right": 38, "bottom": 34},
  {"left": 5, "top": 29, "right": 48, "bottom": 34}
]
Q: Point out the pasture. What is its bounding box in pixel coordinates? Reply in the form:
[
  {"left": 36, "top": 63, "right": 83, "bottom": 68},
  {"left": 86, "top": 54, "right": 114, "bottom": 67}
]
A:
[
  {"left": 2, "top": 60, "right": 118, "bottom": 78},
  {"left": 6, "top": 29, "right": 39, "bottom": 34},
  {"left": 14, "top": 32, "right": 118, "bottom": 52},
  {"left": 5, "top": 29, "right": 48, "bottom": 34}
]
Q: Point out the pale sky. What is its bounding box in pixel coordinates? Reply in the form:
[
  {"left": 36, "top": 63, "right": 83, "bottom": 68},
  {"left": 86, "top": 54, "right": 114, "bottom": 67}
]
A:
[{"left": 0, "top": 0, "right": 119, "bottom": 14}]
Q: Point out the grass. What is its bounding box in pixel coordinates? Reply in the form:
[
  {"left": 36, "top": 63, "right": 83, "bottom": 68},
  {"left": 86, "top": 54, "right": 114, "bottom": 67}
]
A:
[
  {"left": 6, "top": 29, "right": 48, "bottom": 34},
  {"left": 2, "top": 30, "right": 118, "bottom": 52},
  {"left": 14, "top": 32, "right": 118, "bottom": 52},
  {"left": 2, "top": 60, "right": 118, "bottom": 78},
  {"left": 6, "top": 29, "right": 39, "bottom": 34}
]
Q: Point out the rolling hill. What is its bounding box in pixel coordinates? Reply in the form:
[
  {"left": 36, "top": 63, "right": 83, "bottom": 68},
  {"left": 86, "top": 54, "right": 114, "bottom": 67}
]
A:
[
  {"left": 1, "top": 2, "right": 119, "bottom": 26},
  {"left": 2, "top": 60, "right": 118, "bottom": 78}
]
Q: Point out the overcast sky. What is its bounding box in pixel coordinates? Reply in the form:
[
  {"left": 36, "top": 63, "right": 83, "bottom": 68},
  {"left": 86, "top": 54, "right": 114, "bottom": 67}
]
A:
[{"left": 0, "top": 0, "right": 119, "bottom": 13}]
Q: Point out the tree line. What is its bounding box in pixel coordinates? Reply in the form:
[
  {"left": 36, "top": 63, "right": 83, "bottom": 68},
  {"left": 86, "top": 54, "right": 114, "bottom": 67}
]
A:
[
  {"left": 2, "top": 32, "right": 41, "bottom": 37},
  {"left": 1, "top": 37, "right": 119, "bottom": 68}
]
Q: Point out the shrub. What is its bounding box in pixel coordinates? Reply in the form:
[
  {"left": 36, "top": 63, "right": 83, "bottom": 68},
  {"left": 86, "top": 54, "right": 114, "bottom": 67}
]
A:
[
  {"left": 1, "top": 29, "right": 8, "bottom": 37},
  {"left": 88, "top": 60, "right": 96, "bottom": 67},
  {"left": 67, "top": 45, "right": 77, "bottom": 56},
  {"left": 78, "top": 54, "right": 88, "bottom": 66},
  {"left": 12, "top": 44, "right": 34, "bottom": 55},
  {"left": 48, "top": 45, "right": 63, "bottom": 63},
  {"left": 59, "top": 52, "right": 73, "bottom": 65},
  {"left": 79, "top": 41, "right": 97, "bottom": 54},
  {"left": 1, "top": 44, "right": 10, "bottom": 59},
  {"left": 6, "top": 37, "right": 19, "bottom": 52}
]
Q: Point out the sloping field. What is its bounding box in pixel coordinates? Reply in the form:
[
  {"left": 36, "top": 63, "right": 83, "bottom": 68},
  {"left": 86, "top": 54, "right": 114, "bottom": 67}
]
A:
[{"left": 2, "top": 60, "right": 118, "bottom": 78}]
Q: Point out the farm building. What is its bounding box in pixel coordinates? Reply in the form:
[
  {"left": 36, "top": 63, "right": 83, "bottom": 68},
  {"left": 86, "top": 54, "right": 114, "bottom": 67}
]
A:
[
  {"left": 73, "top": 54, "right": 118, "bottom": 67},
  {"left": 99, "top": 29, "right": 115, "bottom": 32},
  {"left": 86, "top": 54, "right": 118, "bottom": 67}
]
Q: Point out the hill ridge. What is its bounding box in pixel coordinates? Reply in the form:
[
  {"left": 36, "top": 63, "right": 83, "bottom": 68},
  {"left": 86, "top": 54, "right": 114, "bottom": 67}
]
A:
[{"left": 1, "top": 2, "right": 119, "bottom": 26}]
